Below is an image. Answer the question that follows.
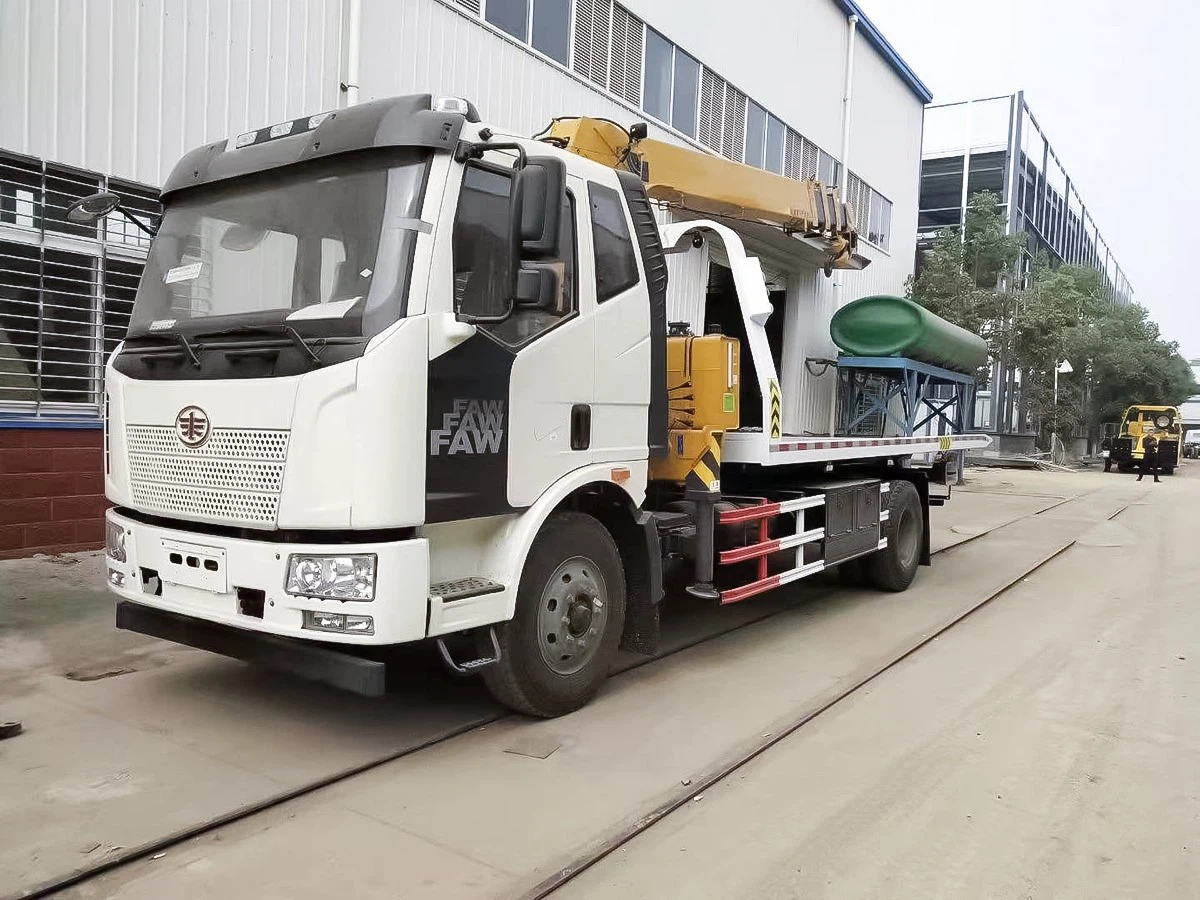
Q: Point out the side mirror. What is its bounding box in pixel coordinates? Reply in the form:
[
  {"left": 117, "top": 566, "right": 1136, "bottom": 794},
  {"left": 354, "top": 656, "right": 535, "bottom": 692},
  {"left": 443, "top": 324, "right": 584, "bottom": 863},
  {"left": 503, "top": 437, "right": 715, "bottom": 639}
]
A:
[
  {"left": 514, "top": 264, "right": 563, "bottom": 311},
  {"left": 458, "top": 147, "right": 568, "bottom": 325},
  {"left": 515, "top": 156, "right": 566, "bottom": 257},
  {"left": 66, "top": 191, "right": 122, "bottom": 224}
]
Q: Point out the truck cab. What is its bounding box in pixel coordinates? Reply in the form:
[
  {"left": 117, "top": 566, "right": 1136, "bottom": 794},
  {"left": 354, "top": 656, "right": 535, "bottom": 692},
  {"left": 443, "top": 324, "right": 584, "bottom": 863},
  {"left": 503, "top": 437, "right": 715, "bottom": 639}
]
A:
[{"left": 89, "top": 95, "right": 668, "bottom": 710}]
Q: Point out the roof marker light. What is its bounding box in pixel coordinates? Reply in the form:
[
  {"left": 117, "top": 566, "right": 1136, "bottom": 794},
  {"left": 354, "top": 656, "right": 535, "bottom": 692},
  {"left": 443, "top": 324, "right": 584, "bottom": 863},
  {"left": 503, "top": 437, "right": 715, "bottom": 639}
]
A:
[
  {"left": 269, "top": 121, "right": 294, "bottom": 139},
  {"left": 235, "top": 131, "right": 257, "bottom": 148},
  {"left": 308, "top": 112, "right": 333, "bottom": 129},
  {"left": 433, "top": 97, "right": 470, "bottom": 115}
]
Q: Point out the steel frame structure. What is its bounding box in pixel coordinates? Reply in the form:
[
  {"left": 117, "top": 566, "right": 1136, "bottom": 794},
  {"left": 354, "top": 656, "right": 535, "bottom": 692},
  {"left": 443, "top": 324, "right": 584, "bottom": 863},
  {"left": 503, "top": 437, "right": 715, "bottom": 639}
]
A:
[{"left": 835, "top": 356, "right": 976, "bottom": 438}]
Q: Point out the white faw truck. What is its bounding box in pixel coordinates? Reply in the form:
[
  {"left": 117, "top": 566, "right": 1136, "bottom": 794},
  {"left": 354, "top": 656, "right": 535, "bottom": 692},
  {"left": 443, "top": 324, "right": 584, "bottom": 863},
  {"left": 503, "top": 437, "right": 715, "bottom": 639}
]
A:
[{"left": 74, "top": 95, "right": 989, "bottom": 717}]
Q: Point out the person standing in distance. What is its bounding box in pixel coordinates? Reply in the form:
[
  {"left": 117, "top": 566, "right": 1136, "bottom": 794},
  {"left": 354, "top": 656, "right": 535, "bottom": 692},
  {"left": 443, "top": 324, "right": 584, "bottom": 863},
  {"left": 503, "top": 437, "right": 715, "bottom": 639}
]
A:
[{"left": 1137, "top": 436, "right": 1162, "bottom": 483}]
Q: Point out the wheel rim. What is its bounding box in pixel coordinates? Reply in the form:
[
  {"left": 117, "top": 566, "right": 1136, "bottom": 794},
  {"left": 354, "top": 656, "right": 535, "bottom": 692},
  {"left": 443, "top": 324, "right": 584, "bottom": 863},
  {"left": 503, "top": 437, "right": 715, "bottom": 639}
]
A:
[
  {"left": 536, "top": 555, "right": 609, "bottom": 676},
  {"left": 895, "top": 506, "right": 920, "bottom": 570}
]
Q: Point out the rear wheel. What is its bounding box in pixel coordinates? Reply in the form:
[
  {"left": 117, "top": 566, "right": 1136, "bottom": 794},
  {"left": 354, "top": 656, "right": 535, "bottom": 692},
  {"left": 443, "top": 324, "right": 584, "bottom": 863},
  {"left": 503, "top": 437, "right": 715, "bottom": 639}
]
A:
[
  {"left": 865, "top": 480, "right": 923, "bottom": 592},
  {"left": 1162, "top": 466, "right": 1175, "bottom": 476},
  {"left": 1103, "top": 458, "right": 1112, "bottom": 472},
  {"left": 482, "top": 512, "right": 626, "bottom": 717}
]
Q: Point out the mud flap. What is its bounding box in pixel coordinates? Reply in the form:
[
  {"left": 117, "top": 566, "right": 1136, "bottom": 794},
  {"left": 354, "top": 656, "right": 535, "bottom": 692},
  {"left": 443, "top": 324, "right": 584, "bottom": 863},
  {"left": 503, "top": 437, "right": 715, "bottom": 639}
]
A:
[{"left": 619, "top": 511, "right": 663, "bottom": 655}]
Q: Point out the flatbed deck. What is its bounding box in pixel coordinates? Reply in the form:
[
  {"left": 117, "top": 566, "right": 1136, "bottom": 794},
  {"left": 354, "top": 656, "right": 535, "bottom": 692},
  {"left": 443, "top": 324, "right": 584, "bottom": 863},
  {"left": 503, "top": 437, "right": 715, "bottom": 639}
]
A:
[{"left": 723, "top": 431, "right": 992, "bottom": 465}]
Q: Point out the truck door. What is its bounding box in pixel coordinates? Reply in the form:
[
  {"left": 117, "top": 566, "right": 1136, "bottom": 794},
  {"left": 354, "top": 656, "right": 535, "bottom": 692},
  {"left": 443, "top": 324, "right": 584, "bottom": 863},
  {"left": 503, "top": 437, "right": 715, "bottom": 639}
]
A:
[
  {"left": 426, "top": 161, "right": 593, "bottom": 522},
  {"left": 586, "top": 180, "right": 651, "bottom": 466}
]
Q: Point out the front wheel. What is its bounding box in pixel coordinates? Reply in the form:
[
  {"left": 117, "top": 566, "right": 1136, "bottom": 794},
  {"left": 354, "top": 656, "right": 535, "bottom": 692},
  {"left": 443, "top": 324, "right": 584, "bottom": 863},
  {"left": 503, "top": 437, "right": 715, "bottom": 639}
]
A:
[
  {"left": 1162, "top": 466, "right": 1175, "bottom": 476},
  {"left": 1103, "top": 458, "right": 1112, "bottom": 473},
  {"left": 482, "top": 512, "right": 626, "bottom": 717},
  {"left": 865, "top": 480, "right": 923, "bottom": 592}
]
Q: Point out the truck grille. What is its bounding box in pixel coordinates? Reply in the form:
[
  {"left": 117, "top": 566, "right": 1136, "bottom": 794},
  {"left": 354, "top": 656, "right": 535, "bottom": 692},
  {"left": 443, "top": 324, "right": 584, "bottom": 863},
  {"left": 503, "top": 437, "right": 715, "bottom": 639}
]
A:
[{"left": 125, "top": 426, "right": 290, "bottom": 526}]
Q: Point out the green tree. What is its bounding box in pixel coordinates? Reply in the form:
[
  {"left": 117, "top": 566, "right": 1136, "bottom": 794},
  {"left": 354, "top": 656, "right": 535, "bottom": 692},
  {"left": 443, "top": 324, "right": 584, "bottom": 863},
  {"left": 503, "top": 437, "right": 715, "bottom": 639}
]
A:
[
  {"left": 910, "top": 191, "right": 1196, "bottom": 450},
  {"left": 908, "top": 190, "right": 1024, "bottom": 389},
  {"left": 1065, "top": 301, "right": 1197, "bottom": 427},
  {"left": 909, "top": 190, "right": 1023, "bottom": 342}
]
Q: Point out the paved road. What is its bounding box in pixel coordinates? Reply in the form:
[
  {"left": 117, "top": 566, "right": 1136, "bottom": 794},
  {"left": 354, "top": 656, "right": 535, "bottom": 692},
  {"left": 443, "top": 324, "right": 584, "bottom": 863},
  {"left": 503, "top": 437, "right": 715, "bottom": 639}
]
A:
[
  {"left": 557, "top": 469, "right": 1200, "bottom": 899},
  {"left": 8, "top": 466, "right": 1170, "bottom": 899}
]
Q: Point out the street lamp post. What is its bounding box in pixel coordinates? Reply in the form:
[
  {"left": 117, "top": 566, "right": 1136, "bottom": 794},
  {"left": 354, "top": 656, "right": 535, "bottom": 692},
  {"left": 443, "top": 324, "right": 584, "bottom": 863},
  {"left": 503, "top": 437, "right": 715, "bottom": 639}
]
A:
[{"left": 1054, "top": 358, "right": 1073, "bottom": 458}]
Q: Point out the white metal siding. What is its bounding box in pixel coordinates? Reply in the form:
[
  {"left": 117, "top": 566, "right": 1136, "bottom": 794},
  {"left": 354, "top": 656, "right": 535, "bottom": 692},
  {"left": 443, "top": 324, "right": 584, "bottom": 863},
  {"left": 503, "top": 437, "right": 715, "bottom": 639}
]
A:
[
  {"left": 620, "top": 0, "right": 851, "bottom": 155},
  {"left": 778, "top": 240, "right": 912, "bottom": 435},
  {"left": 844, "top": 28, "right": 923, "bottom": 294},
  {"left": 654, "top": 205, "right": 707, "bottom": 334},
  {"left": 0, "top": 0, "right": 344, "bottom": 186},
  {"left": 357, "top": 0, "right": 685, "bottom": 148}
]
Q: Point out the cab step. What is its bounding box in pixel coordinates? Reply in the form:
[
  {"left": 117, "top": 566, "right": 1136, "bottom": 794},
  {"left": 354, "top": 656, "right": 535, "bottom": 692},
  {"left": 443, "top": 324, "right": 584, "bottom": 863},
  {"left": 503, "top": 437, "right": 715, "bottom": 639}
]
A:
[
  {"left": 430, "top": 576, "right": 505, "bottom": 602},
  {"left": 436, "top": 626, "right": 502, "bottom": 674}
]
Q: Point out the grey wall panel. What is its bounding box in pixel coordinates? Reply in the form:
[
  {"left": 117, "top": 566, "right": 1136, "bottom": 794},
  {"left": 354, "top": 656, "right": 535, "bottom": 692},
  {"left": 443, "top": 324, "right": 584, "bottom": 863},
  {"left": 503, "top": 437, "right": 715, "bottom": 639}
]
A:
[{"left": 0, "top": 0, "right": 345, "bottom": 186}]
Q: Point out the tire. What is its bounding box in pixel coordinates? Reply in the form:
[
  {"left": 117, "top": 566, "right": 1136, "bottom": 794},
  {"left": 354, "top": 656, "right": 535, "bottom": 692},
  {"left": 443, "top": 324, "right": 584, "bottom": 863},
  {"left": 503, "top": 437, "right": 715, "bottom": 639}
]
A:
[
  {"left": 1103, "top": 458, "right": 1112, "bottom": 473},
  {"left": 1162, "top": 466, "right": 1174, "bottom": 476},
  {"left": 482, "top": 512, "right": 626, "bottom": 718},
  {"left": 865, "top": 480, "right": 923, "bottom": 593}
]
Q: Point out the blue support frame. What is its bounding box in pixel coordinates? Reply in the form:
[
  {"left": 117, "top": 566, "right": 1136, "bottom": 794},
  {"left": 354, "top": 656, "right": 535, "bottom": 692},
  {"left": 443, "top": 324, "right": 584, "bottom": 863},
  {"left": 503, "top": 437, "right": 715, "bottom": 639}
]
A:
[{"left": 836, "top": 356, "right": 976, "bottom": 438}]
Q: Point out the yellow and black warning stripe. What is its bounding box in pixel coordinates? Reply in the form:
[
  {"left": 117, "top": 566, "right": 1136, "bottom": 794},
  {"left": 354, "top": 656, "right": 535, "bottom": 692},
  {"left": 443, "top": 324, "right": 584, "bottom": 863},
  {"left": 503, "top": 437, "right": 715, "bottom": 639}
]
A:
[
  {"left": 768, "top": 379, "right": 782, "bottom": 439},
  {"left": 685, "top": 430, "right": 722, "bottom": 493}
]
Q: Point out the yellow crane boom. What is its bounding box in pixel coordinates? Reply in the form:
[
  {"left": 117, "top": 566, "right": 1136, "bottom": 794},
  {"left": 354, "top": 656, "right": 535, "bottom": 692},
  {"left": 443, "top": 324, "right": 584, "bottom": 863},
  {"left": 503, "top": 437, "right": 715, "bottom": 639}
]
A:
[{"left": 538, "top": 116, "right": 864, "bottom": 271}]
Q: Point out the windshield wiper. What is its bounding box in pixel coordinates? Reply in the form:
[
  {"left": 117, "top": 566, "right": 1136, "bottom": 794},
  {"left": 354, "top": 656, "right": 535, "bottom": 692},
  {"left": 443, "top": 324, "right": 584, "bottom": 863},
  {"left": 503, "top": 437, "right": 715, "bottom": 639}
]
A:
[
  {"left": 195, "top": 324, "right": 322, "bottom": 364},
  {"left": 126, "top": 331, "right": 202, "bottom": 368},
  {"left": 281, "top": 325, "right": 322, "bottom": 363}
]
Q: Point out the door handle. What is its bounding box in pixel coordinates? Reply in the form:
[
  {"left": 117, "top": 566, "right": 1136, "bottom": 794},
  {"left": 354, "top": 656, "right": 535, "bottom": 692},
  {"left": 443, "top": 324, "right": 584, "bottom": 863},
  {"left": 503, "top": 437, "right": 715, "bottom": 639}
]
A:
[{"left": 571, "top": 404, "right": 591, "bottom": 451}]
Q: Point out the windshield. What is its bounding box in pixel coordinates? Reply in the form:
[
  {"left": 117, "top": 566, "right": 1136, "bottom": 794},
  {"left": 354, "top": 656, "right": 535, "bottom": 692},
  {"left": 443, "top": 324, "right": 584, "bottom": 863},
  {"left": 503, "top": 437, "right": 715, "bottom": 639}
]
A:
[{"left": 130, "top": 151, "right": 429, "bottom": 339}]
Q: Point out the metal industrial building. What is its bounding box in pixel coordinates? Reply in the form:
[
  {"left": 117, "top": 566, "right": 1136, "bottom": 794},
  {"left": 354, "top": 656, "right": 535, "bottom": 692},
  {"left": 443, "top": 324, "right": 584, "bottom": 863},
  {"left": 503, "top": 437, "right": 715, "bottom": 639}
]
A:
[
  {"left": 918, "top": 92, "right": 1135, "bottom": 437},
  {"left": 0, "top": 0, "right": 931, "bottom": 556},
  {"left": 919, "top": 92, "right": 1133, "bottom": 307}
]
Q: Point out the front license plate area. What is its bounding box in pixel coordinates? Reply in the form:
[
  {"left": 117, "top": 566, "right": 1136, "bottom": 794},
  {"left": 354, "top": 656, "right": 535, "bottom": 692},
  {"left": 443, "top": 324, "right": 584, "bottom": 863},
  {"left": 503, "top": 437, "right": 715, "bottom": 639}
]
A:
[{"left": 160, "top": 539, "right": 228, "bottom": 593}]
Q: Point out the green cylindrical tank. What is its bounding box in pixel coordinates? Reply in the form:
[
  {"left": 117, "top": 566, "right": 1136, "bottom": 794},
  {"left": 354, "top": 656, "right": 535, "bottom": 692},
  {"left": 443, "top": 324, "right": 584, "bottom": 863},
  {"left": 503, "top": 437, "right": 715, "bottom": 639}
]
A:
[{"left": 829, "top": 295, "right": 988, "bottom": 374}]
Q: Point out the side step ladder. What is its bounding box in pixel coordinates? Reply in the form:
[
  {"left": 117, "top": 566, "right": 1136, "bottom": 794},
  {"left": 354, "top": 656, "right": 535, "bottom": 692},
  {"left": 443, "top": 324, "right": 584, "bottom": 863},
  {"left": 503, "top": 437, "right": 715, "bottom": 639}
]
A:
[
  {"left": 430, "top": 577, "right": 505, "bottom": 674},
  {"left": 716, "top": 494, "right": 827, "bottom": 604},
  {"left": 436, "top": 627, "right": 502, "bottom": 674}
]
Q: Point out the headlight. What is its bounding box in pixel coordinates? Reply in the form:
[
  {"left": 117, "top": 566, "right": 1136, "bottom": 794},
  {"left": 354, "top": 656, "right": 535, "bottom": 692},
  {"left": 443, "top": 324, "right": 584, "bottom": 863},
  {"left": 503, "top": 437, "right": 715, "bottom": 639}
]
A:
[
  {"left": 105, "top": 519, "right": 127, "bottom": 563},
  {"left": 285, "top": 554, "right": 376, "bottom": 600}
]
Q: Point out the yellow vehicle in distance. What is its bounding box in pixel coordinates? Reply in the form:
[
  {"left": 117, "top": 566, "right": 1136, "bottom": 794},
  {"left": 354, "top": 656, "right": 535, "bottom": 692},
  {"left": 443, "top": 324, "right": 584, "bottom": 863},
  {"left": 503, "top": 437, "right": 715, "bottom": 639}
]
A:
[{"left": 1109, "top": 405, "right": 1182, "bottom": 475}]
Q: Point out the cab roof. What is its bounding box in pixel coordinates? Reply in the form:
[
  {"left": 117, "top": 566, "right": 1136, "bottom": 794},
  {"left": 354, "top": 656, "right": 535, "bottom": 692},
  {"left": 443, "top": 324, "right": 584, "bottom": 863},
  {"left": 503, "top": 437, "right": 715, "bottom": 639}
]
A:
[{"left": 161, "top": 94, "right": 467, "bottom": 199}]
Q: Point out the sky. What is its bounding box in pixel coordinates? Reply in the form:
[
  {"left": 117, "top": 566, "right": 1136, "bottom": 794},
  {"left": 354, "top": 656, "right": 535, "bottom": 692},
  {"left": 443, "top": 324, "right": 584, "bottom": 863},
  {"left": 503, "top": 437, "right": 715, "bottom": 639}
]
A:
[{"left": 858, "top": 0, "right": 1200, "bottom": 361}]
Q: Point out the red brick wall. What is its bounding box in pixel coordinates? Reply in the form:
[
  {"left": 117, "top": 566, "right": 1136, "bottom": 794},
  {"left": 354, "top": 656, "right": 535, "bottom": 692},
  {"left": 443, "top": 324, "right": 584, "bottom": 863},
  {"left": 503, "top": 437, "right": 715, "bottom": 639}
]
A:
[{"left": 0, "top": 428, "right": 108, "bottom": 559}]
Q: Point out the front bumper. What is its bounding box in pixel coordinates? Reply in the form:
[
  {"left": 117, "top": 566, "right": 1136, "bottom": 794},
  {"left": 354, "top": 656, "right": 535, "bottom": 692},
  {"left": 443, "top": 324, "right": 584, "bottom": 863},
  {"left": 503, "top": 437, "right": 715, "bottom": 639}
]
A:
[
  {"left": 104, "top": 509, "right": 430, "bottom": 645},
  {"left": 116, "top": 601, "right": 386, "bottom": 695}
]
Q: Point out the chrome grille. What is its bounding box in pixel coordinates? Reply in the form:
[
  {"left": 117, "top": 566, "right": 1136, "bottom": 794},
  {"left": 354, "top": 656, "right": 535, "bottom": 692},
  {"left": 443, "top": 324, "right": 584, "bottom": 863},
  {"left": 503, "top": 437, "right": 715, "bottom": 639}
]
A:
[
  {"left": 126, "top": 426, "right": 289, "bottom": 460},
  {"left": 130, "top": 482, "right": 280, "bottom": 525},
  {"left": 127, "top": 455, "right": 285, "bottom": 493},
  {"left": 125, "top": 426, "right": 289, "bottom": 526}
]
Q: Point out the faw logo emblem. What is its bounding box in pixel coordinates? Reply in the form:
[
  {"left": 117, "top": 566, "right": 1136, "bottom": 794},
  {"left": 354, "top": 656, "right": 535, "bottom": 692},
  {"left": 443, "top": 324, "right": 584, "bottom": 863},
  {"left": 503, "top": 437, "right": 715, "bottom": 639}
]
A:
[
  {"left": 431, "top": 399, "right": 504, "bottom": 455},
  {"left": 176, "top": 405, "right": 211, "bottom": 448}
]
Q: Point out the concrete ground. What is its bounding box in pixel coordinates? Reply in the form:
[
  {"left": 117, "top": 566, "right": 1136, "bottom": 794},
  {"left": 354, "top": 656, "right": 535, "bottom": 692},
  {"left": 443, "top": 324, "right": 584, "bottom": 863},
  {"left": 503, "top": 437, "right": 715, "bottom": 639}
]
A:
[
  {"left": 2, "top": 464, "right": 1188, "bottom": 899},
  {"left": 558, "top": 471, "right": 1199, "bottom": 900}
]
